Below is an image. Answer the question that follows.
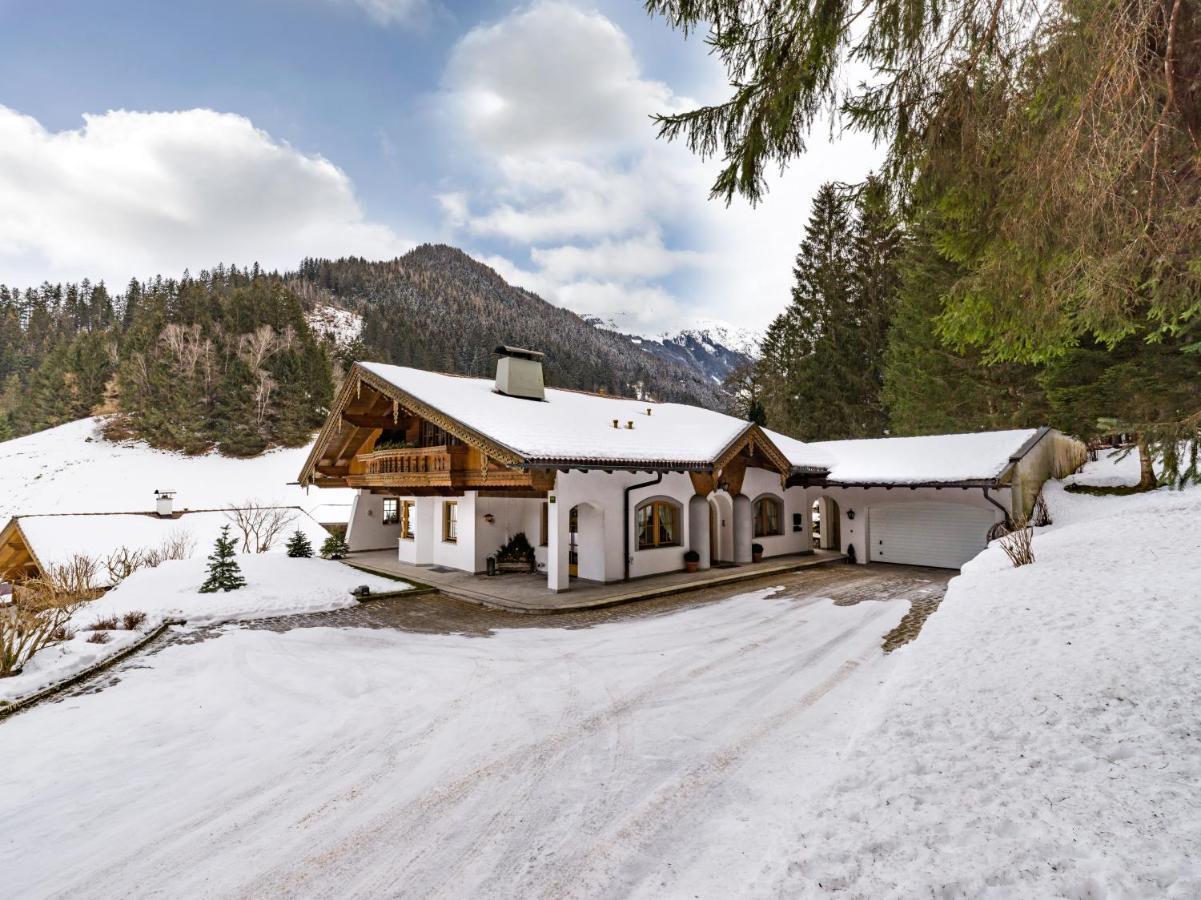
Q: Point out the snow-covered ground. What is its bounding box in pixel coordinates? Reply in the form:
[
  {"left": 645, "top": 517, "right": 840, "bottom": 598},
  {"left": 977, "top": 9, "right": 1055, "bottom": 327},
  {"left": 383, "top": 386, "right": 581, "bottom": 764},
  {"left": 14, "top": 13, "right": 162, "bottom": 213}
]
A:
[
  {"left": 0, "top": 417, "right": 354, "bottom": 523},
  {"left": 770, "top": 451, "right": 1201, "bottom": 897},
  {"left": 1, "top": 452, "right": 1197, "bottom": 897},
  {"left": 0, "top": 580, "right": 913, "bottom": 897},
  {"left": 0, "top": 556, "right": 402, "bottom": 704}
]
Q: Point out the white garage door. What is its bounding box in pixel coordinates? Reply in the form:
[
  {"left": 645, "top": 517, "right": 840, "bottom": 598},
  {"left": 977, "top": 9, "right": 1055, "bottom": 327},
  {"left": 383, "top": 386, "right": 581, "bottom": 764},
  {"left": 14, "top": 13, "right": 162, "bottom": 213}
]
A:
[{"left": 868, "top": 502, "right": 996, "bottom": 569}]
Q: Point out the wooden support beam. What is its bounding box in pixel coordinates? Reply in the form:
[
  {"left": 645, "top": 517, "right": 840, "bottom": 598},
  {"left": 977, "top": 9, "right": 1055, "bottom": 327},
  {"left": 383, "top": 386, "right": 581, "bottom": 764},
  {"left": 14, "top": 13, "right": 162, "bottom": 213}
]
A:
[{"left": 689, "top": 470, "right": 716, "bottom": 496}]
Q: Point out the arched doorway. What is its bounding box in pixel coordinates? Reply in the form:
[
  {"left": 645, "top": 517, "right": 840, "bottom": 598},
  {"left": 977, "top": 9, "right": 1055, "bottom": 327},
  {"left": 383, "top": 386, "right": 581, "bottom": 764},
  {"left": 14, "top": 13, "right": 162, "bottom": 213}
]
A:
[
  {"left": 708, "top": 493, "right": 734, "bottom": 564},
  {"left": 812, "top": 496, "right": 841, "bottom": 551},
  {"left": 569, "top": 502, "right": 606, "bottom": 581}
]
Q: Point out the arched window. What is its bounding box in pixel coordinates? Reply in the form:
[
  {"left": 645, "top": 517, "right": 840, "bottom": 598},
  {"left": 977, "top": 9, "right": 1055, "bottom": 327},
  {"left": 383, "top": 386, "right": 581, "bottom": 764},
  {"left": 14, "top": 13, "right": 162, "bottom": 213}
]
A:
[
  {"left": 636, "top": 498, "right": 681, "bottom": 549},
  {"left": 753, "top": 496, "right": 783, "bottom": 537}
]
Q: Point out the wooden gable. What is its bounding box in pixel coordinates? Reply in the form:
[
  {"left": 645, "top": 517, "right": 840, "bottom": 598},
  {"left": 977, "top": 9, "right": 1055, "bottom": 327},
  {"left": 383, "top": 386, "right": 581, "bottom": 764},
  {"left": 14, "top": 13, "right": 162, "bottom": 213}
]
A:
[{"left": 300, "top": 366, "right": 552, "bottom": 496}]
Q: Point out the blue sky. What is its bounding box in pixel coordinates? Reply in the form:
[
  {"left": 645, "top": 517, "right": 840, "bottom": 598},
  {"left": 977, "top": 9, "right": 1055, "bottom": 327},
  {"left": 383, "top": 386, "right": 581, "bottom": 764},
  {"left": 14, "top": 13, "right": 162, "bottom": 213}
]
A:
[{"left": 0, "top": 0, "right": 881, "bottom": 335}]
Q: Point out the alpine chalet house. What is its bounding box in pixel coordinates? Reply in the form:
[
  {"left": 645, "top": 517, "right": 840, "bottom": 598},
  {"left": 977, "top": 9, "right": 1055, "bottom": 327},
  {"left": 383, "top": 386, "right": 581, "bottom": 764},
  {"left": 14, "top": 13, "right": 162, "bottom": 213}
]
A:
[{"left": 299, "top": 347, "right": 1083, "bottom": 592}]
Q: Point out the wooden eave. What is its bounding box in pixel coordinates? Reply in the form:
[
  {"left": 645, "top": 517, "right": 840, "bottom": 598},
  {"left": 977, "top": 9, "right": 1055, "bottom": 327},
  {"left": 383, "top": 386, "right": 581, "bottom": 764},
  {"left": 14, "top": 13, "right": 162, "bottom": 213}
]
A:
[
  {"left": 300, "top": 365, "right": 527, "bottom": 487},
  {"left": 712, "top": 424, "right": 793, "bottom": 477},
  {"left": 0, "top": 518, "right": 43, "bottom": 581}
]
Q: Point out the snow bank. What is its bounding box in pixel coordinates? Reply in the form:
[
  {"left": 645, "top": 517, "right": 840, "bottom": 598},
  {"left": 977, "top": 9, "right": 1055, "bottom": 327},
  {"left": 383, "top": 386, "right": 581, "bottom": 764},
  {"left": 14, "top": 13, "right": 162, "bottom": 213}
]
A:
[
  {"left": 0, "top": 629, "right": 143, "bottom": 704},
  {"left": 777, "top": 456, "right": 1201, "bottom": 896},
  {"left": 0, "top": 556, "right": 404, "bottom": 705},
  {"left": 0, "top": 417, "right": 354, "bottom": 523},
  {"left": 88, "top": 555, "right": 404, "bottom": 627},
  {"left": 17, "top": 509, "right": 331, "bottom": 575}
]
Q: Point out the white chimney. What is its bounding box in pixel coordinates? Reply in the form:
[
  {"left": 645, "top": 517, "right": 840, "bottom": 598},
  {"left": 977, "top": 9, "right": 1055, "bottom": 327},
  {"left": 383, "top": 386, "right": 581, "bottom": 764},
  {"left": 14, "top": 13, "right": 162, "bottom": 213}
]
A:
[
  {"left": 155, "top": 490, "right": 176, "bottom": 518},
  {"left": 494, "top": 346, "right": 546, "bottom": 401}
]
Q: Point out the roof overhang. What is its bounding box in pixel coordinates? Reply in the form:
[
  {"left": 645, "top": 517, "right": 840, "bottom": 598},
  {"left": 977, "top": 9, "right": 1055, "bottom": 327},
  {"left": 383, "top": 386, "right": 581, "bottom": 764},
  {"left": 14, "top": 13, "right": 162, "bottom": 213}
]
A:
[{"left": 301, "top": 365, "right": 804, "bottom": 487}]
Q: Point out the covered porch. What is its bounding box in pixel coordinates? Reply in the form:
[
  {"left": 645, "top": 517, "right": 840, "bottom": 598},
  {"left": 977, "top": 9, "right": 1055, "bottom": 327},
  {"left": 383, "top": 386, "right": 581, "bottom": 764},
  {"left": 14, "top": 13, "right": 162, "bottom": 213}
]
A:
[{"left": 345, "top": 548, "right": 845, "bottom": 613}]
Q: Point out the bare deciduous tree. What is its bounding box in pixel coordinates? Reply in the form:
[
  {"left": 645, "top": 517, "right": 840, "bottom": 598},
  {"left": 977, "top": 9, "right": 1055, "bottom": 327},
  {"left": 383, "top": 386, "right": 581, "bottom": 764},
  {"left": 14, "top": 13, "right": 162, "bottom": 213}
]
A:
[
  {"left": 227, "top": 502, "right": 294, "bottom": 554},
  {"left": 47, "top": 554, "right": 101, "bottom": 594}
]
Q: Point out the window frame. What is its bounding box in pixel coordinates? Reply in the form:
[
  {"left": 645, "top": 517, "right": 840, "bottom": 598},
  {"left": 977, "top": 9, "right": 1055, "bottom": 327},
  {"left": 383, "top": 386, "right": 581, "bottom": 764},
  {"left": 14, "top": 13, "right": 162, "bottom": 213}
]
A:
[
  {"left": 635, "top": 497, "right": 682, "bottom": 550},
  {"left": 752, "top": 494, "right": 784, "bottom": 538},
  {"left": 382, "top": 497, "right": 400, "bottom": 526},
  {"left": 442, "top": 500, "right": 458, "bottom": 543},
  {"left": 400, "top": 500, "right": 415, "bottom": 540}
]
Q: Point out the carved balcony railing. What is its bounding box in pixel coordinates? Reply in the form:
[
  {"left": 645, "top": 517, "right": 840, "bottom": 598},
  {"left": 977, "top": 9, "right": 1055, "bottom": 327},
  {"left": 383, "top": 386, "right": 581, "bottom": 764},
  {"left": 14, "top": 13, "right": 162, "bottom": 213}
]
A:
[
  {"left": 347, "top": 445, "right": 468, "bottom": 487},
  {"left": 346, "top": 443, "right": 550, "bottom": 492}
]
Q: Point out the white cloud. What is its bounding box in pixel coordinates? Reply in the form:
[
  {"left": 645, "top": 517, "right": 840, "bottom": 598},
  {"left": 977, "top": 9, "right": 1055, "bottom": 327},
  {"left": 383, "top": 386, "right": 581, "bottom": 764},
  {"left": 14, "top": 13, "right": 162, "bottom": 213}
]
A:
[
  {"left": 0, "top": 106, "right": 411, "bottom": 287},
  {"left": 531, "top": 233, "right": 702, "bottom": 281},
  {"left": 436, "top": 1, "right": 884, "bottom": 336},
  {"left": 442, "top": 2, "right": 681, "bottom": 156},
  {"left": 333, "top": 0, "right": 430, "bottom": 27}
]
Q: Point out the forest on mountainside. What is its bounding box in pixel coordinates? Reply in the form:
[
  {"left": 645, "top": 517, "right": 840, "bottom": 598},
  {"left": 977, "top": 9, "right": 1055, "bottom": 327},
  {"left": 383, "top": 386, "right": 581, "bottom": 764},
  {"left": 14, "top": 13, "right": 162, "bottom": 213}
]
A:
[
  {"left": 677, "top": 0, "right": 1201, "bottom": 487},
  {"left": 0, "top": 246, "right": 723, "bottom": 453},
  {"left": 0, "top": 268, "right": 334, "bottom": 456},
  {"left": 295, "top": 245, "right": 723, "bottom": 405}
]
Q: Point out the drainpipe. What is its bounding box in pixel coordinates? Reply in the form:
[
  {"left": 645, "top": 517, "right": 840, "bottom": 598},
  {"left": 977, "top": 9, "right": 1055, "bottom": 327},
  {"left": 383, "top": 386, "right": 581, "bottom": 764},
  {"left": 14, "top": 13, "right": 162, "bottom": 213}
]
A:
[
  {"left": 623, "top": 472, "right": 663, "bottom": 581},
  {"left": 982, "top": 484, "right": 1013, "bottom": 529}
]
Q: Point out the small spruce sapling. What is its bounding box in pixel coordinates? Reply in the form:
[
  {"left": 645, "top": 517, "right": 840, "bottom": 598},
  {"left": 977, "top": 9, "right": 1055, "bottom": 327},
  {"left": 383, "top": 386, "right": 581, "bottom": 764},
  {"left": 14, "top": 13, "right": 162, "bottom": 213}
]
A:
[
  {"left": 320, "top": 533, "right": 349, "bottom": 560},
  {"left": 286, "top": 529, "right": 314, "bottom": 558},
  {"left": 200, "top": 524, "right": 247, "bottom": 593}
]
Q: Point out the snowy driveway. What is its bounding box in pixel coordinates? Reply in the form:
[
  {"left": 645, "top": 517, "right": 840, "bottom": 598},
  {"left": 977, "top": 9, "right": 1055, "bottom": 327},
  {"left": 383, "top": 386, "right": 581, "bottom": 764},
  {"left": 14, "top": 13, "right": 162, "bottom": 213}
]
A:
[{"left": 0, "top": 565, "right": 947, "bottom": 899}]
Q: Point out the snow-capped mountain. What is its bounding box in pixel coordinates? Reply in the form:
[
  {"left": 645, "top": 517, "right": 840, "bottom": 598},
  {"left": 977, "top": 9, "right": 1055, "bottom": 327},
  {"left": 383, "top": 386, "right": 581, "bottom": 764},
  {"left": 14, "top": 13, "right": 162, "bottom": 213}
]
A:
[{"left": 583, "top": 316, "right": 760, "bottom": 386}]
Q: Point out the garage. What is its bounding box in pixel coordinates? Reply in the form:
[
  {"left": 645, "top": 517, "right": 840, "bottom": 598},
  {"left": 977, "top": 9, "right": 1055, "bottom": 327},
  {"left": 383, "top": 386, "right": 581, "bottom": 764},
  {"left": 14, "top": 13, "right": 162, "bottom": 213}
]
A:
[{"left": 868, "top": 501, "right": 997, "bottom": 569}]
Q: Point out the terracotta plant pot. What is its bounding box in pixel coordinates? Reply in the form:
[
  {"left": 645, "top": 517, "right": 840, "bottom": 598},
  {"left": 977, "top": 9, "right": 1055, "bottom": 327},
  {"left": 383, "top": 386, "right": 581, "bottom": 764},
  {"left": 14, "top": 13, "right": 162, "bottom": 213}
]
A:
[
  {"left": 752, "top": 552, "right": 763, "bottom": 563},
  {"left": 685, "top": 561, "right": 699, "bottom": 573}
]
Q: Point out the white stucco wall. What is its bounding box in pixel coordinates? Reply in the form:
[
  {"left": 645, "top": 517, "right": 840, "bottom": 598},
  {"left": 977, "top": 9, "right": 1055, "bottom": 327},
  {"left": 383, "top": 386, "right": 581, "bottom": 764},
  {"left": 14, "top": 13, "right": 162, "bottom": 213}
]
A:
[
  {"left": 474, "top": 496, "right": 547, "bottom": 572},
  {"left": 803, "top": 484, "right": 1010, "bottom": 565},
  {"left": 741, "top": 468, "right": 812, "bottom": 559},
  {"left": 547, "top": 467, "right": 813, "bottom": 586},
  {"left": 345, "top": 490, "right": 401, "bottom": 551}
]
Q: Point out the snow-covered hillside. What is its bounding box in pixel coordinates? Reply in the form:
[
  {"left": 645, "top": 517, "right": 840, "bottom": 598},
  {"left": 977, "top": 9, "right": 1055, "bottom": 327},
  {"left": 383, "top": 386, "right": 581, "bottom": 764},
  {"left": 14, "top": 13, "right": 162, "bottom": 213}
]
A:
[
  {"left": 305, "top": 302, "right": 363, "bottom": 347},
  {"left": 0, "top": 418, "right": 353, "bottom": 523}
]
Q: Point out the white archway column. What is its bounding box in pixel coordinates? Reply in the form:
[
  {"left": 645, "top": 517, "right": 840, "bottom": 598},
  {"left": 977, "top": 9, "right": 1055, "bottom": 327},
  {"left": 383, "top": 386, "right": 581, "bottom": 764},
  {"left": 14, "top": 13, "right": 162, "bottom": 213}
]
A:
[
  {"left": 688, "top": 494, "right": 711, "bottom": 571},
  {"left": 546, "top": 494, "right": 571, "bottom": 592},
  {"left": 733, "top": 493, "right": 753, "bottom": 564}
]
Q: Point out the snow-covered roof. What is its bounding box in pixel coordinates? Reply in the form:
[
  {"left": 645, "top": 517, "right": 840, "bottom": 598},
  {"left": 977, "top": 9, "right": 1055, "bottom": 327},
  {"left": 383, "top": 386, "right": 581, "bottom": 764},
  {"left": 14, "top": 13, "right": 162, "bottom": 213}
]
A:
[
  {"left": 360, "top": 362, "right": 764, "bottom": 467},
  {"left": 12, "top": 508, "right": 329, "bottom": 573},
  {"left": 808, "top": 429, "right": 1042, "bottom": 485},
  {"left": 763, "top": 429, "right": 836, "bottom": 471}
]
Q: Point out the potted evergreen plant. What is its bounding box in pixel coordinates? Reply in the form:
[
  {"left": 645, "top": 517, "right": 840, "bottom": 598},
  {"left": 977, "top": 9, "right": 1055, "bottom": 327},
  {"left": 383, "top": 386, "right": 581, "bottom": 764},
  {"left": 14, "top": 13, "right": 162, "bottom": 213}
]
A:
[
  {"left": 495, "top": 532, "right": 536, "bottom": 573},
  {"left": 751, "top": 543, "right": 764, "bottom": 563},
  {"left": 683, "top": 549, "right": 700, "bottom": 573}
]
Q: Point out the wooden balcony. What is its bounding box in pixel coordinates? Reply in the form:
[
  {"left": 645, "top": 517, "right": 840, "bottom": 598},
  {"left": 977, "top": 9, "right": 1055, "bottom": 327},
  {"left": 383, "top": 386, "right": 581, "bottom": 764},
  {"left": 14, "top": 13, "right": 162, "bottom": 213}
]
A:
[
  {"left": 345, "top": 444, "right": 551, "bottom": 493},
  {"left": 347, "top": 445, "right": 468, "bottom": 488}
]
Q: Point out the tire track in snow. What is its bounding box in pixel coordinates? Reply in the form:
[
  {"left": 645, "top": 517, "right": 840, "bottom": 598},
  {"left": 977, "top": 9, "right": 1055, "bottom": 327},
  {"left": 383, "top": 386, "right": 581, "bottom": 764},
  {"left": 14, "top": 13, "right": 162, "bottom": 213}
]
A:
[
  {"left": 369, "top": 595, "right": 899, "bottom": 898},
  {"left": 536, "top": 602, "right": 899, "bottom": 900},
  {"left": 245, "top": 593, "right": 836, "bottom": 896}
]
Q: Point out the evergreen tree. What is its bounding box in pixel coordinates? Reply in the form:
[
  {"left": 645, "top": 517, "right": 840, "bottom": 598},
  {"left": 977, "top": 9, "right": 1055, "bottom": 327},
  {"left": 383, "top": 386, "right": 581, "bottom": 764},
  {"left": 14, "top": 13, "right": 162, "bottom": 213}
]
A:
[
  {"left": 320, "top": 533, "right": 349, "bottom": 560},
  {"left": 882, "top": 211, "right": 1048, "bottom": 434},
  {"left": 199, "top": 525, "right": 247, "bottom": 593},
  {"left": 842, "top": 177, "right": 901, "bottom": 437},
  {"left": 759, "top": 180, "right": 899, "bottom": 440},
  {"left": 759, "top": 182, "right": 853, "bottom": 438},
  {"left": 285, "top": 529, "right": 314, "bottom": 558}
]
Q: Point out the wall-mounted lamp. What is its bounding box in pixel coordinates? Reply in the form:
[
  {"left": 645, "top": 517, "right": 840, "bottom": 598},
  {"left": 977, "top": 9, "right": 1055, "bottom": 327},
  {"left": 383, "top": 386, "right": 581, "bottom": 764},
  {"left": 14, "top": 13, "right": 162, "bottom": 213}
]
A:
[
  {"left": 846, "top": 509, "right": 856, "bottom": 520},
  {"left": 483, "top": 513, "right": 496, "bottom": 524}
]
